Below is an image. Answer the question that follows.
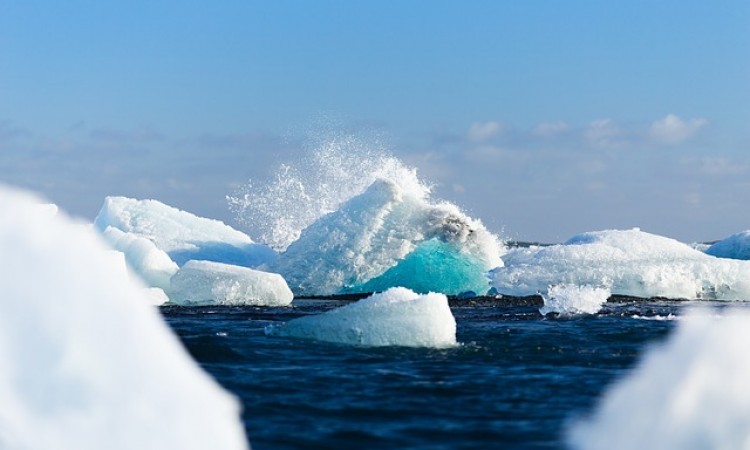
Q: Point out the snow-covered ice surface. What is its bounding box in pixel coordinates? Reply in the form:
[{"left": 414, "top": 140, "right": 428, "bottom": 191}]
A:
[
  {"left": 95, "top": 196, "right": 277, "bottom": 267},
  {"left": 491, "top": 229, "right": 750, "bottom": 300},
  {"left": 0, "top": 185, "right": 248, "bottom": 450},
  {"left": 267, "top": 287, "right": 457, "bottom": 348},
  {"left": 169, "top": 260, "right": 293, "bottom": 306},
  {"left": 568, "top": 307, "right": 750, "bottom": 450},
  {"left": 101, "top": 226, "right": 179, "bottom": 290},
  {"left": 539, "top": 284, "right": 610, "bottom": 316},
  {"left": 705, "top": 230, "right": 750, "bottom": 260},
  {"left": 270, "top": 179, "right": 502, "bottom": 296}
]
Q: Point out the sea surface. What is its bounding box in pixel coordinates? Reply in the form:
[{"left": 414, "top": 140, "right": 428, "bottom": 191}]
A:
[{"left": 163, "top": 300, "right": 693, "bottom": 449}]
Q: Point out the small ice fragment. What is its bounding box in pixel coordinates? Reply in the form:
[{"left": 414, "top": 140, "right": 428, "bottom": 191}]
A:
[
  {"left": 267, "top": 287, "right": 457, "bottom": 348},
  {"left": 540, "top": 284, "right": 610, "bottom": 316}
]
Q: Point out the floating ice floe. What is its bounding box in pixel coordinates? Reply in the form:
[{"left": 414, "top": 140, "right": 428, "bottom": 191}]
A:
[
  {"left": 101, "top": 226, "right": 179, "bottom": 291},
  {"left": 267, "top": 287, "right": 457, "bottom": 348},
  {"left": 95, "top": 196, "right": 277, "bottom": 268},
  {"left": 491, "top": 228, "right": 750, "bottom": 300},
  {"left": 169, "top": 260, "right": 294, "bottom": 306},
  {"left": 0, "top": 185, "right": 248, "bottom": 450},
  {"left": 539, "top": 284, "right": 610, "bottom": 316},
  {"left": 705, "top": 230, "right": 750, "bottom": 260},
  {"left": 270, "top": 179, "right": 502, "bottom": 296},
  {"left": 568, "top": 308, "right": 750, "bottom": 450}
]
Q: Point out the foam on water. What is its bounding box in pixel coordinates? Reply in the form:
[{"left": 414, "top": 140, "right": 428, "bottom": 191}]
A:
[
  {"left": 568, "top": 307, "right": 750, "bottom": 450},
  {"left": 266, "top": 287, "right": 457, "bottom": 348},
  {"left": 227, "top": 131, "right": 431, "bottom": 252},
  {"left": 0, "top": 185, "right": 248, "bottom": 450},
  {"left": 539, "top": 284, "right": 610, "bottom": 316}
]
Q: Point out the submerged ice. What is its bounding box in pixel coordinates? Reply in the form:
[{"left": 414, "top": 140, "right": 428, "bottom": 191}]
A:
[
  {"left": 269, "top": 179, "right": 502, "bottom": 295},
  {"left": 491, "top": 229, "right": 750, "bottom": 300},
  {"left": 267, "top": 287, "right": 457, "bottom": 347},
  {"left": 0, "top": 185, "right": 248, "bottom": 450}
]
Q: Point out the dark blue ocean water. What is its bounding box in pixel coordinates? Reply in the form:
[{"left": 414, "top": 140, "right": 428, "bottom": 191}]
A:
[{"left": 163, "top": 300, "right": 682, "bottom": 449}]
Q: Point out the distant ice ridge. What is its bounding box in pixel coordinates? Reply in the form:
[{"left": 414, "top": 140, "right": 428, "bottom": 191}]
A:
[
  {"left": 267, "top": 287, "right": 457, "bottom": 348},
  {"left": 705, "top": 230, "right": 750, "bottom": 260},
  {"left": 95, "top": 196, "right": 277, "bottom": 267},
  {"left": 0, "top": 185, "right": 248, "bottom": 450},
  {"left": 539, "top": 285, "right": 610, "bottom": 316},
  {"left": 270, "top": 179, "right": 502, "bottom": 295},
  {"left": 491, "top": 228, "right": 750, "bottom": 300},
  {"left": 170, "top": 260, "right": 293, "bottom": 306},
  {"left": 568, "top": 308, "right": 750, "bottom": 450}
]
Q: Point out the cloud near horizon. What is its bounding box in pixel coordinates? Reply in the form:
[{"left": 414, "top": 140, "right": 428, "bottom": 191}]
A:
[
  {"left": 649, "top": 114, "right": 709, "bottom": 145},
  {"left": 467, "top": 121, "right": 504, "bottom": 142}
]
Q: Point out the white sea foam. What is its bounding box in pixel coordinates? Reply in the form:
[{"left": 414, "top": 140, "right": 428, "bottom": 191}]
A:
[
  {"left": 0, "top": 185, "right": 248, "bottom": 450},
  {"left": 539, "top": 284, "right": 610, "bottom": 316},
  {"left": 491, "top": 228, "right": 750, "bottom": 300},
  {"left": 568, "top": 307, "right": 750, "bottom": 450},
  {"left": 227, "top": 131, "right": 432, "bottom": 252},
  {"left": 267, "top": 287, "right": 457, "bottom": 348},
  {"left": 169, "top": 260, "right": 293, "bottom": 306}
]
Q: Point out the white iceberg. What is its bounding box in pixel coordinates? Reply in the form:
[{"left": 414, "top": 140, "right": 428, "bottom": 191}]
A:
[
  {"left": 0, "top": 185, "right": 248, "bottom": 450},
  {"left": 705, "top": 230, "right": 750, "bottom": 260},
  {"left": 101, "top": 226, "right": 179, "bottom": 290},
  {"left": 539, "top": 284, "right": 610, "bottom": 316},
  {"left": 95, "top": 196, "right": 277, "bottom": 268},
  {"left": 267, "top": 287, "right": 457, "bottom": 348},
  {"left": 568, "top": 308, "right": 750, "bottom": 450},
  {"left": 270, "top": 179, "right": 502, "bottom": 295},
  {"left": 491, "top": 229, "right": 750, "bottom": 300},
  {"left": 169, "top": 260, "right": 294, "bottom": 306}
]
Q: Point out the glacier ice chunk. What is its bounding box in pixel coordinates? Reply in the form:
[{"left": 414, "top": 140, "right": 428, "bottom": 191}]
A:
[
  {"left": 267, "top": 287, "right": 457, "bottom": 347},
  {"left": 0, "top": 185, "right": 248, "bottom": 450},
  {"left": 101, "top": 226, "right": 179, "bottom": 290},
  {"left": 169, "top": 260, "right": 294, "bottom": 306},
  {"left": 568, "top": 308, "right": 750, "bottom": 450},
  {"left": 95, "top": 196, "right": 277, "bottom": 267},
  {"left": 539, "top": 284, "right": 610, "bottom": 316},
  {"left": 270, "top": 179, "right": 502, "bottom": 295},
  {"left": 705, "top": 230, "right": 750, "bottom": 260},
  {"left": 491, "top": 229, "right": 750, "bottom": 300}
]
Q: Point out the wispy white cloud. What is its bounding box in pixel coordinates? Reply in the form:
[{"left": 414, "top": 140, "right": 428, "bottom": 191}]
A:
[
  {"left": 467, "top": 121, "right": 504, "bottom": 142},
  {"left": 584, "top": 119, "right": 628, "bottom": 148},
  {"left": 681, "top": 157, "right": 750, "bottom": 176},
  {"left": 649, "top": 114, "right": 708, "bottom": 145},
  {"left": 533, "top": 121, "right": 569, "bottom": 137}
]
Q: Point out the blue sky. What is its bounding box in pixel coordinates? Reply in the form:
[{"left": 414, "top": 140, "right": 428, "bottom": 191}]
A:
[{"left": 1, "top": 1, "right": 748, "bottom": 242}]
